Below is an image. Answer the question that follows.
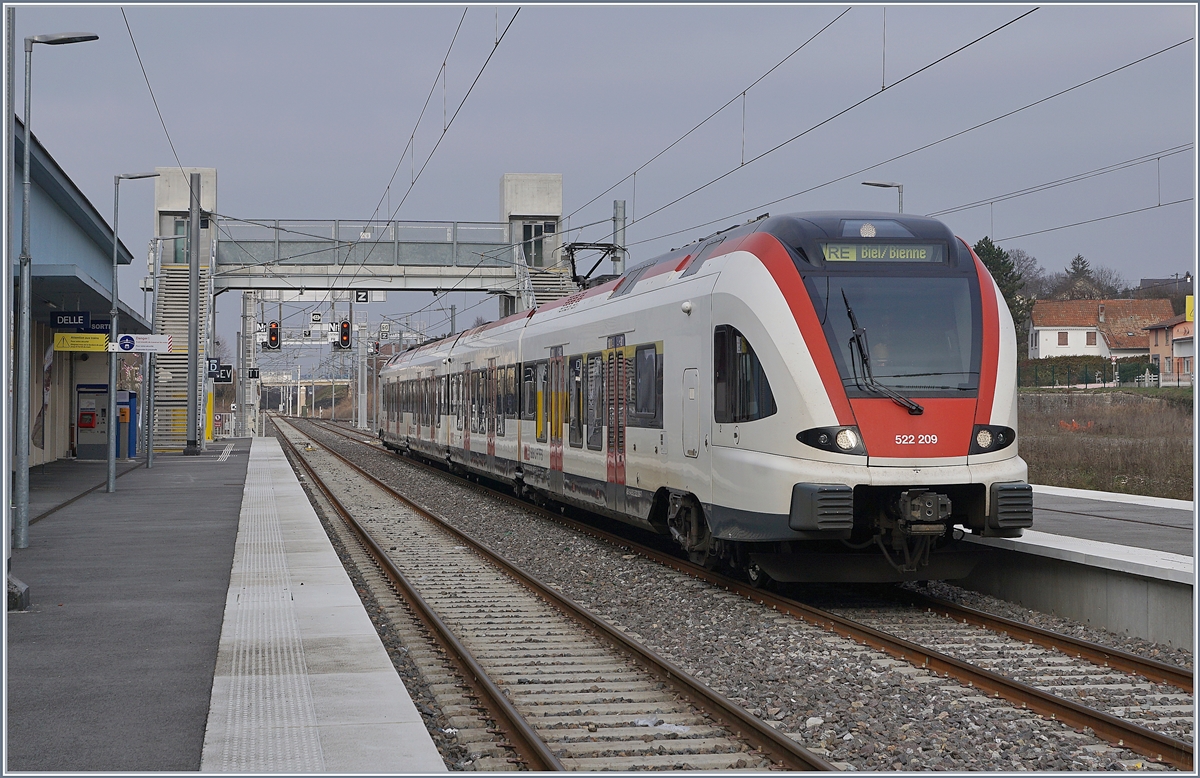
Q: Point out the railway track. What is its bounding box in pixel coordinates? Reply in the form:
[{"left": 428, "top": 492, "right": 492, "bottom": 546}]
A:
[
  {"left": 301, "top": 417, "right": 1193, "bottom": 770},
  {"left": 271, "top": 415, "right": 834, "bottom": 771}
]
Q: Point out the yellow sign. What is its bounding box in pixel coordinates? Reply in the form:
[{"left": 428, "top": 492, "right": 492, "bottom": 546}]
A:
[
  {"left": 1186, "top": 295, "right": 1193, "bottom": 323},
  {"left": 53, "top": 333, "right": 109, "bottom": 352}
]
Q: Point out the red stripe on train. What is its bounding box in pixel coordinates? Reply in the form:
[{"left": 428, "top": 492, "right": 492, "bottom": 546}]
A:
[{"left": 966, "top": 241, "right": 1000, "bottom": 425}]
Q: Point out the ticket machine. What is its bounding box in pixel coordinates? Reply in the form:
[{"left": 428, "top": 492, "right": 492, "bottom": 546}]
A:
[{"left": 76, "top": 386, "right": 138, "bottom": 460}]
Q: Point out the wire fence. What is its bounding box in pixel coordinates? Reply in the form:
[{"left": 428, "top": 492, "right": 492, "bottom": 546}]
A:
[{"left": 1018, "top": 358, "right": 1192, "bottom": 389}]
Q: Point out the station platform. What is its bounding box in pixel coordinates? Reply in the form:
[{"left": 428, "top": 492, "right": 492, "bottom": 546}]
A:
[{"left": 6, "top": 437, "right": 444, "bottom": 773}]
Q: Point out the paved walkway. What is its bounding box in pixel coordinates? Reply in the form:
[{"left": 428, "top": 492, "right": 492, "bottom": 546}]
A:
[{"left": 7, "top": 442, "right": 250, "bottom": 771}]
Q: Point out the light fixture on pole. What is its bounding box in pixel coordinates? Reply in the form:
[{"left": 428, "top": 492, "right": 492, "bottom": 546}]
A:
[
  {"left": 861, "top": 180, "right": 903, "bottom": 213},
  {"left": 106, "top": 172, "right": 158, "bottom": 494},
  {"left": 14, "top": 30, "right": 98, "bottom": 549}
]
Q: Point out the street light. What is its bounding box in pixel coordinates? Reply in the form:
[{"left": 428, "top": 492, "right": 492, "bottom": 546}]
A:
[
  {"left": 862, "top": 180, "right": 903, "bottom": 213},
  {"left": 106, "top": 172, "right": 158, "bottom": 494},
  {"left": 14, "top": 30, "right": 98, "bottom": 549}
]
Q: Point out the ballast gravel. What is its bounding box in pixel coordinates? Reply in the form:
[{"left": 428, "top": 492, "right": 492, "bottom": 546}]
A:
[{"left": 304, "top": 425, "right": 1184, "bottom": 771}]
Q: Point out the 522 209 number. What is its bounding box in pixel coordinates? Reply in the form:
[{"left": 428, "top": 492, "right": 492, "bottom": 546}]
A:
[{"left": 896, "top": 434, "right": 937, "bottom": 445}]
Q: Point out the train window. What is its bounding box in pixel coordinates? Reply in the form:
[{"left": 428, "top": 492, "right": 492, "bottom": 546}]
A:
[
  {"left": 455, "top": 374, "right": 463, "bottom": 431},
  {"left": 494, "top": 366, "right": 504, "bottom": 438},
  {"left": 714, "top": 325, "right": 777, "bottom": 424},
  {"left": 629, "top": 344, "right": 664, "bottom": 429},
  {"left": 535, "top": 361, "right": 548, "bottom": 442},
  {"left": 568, "top": 356, "right": 583, "bottom": 448},
  {"left": 522, "top": 365, "right": 535, "bottom": 420},
  {"left": 438, "top": 375, "right": 447, "bottom": 427},
  {"left": 634, "top": 346, "right": 656, "bottom": 415},
  {"left": 586, "top": 354, "right": 604, "bottom": 450},
  {"left": 504, "top": 365, "right": 517, "bottom": 418}
]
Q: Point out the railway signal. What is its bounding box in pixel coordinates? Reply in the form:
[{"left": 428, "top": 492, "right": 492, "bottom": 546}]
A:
[
  {"left": 337, "top": 320, "right": 352, "bottom": 349},
  {"left": 266, "top": 321, "right": 281, "bottom": 350}
]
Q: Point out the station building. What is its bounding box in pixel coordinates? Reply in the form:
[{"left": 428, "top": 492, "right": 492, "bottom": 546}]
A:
[{"left": 10, "top": 118, "right": 150, "bottom": 466}]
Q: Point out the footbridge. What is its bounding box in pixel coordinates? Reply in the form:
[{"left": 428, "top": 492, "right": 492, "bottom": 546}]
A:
[{"left": 211, "top": 218, "right": 549, "bottom": 309}]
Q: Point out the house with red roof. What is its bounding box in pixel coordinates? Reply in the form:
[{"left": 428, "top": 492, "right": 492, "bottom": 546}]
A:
[
  {"left": 1027, "top": 299, "right": 1175, "bottom": 359},
  {"left": 1146, "top": 313, "right": 1194, "bottom": 378}
]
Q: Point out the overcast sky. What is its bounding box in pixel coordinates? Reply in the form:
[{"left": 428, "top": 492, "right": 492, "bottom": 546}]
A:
[{"left": 12, "top": 4, "right": 1197, "bottom": 369}]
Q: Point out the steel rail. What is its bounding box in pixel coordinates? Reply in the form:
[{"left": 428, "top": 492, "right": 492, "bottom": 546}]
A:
[
  {"left": 288, "top": 417, "right": 836, "bottom": 771},
  {"left": 895, "top": 589, "right": 1193, "bottom": 693},
  {"left": 273, "top": 419, "right": 564, "bottom": 771},
  {"left": 304, "top": 418, "right": 1194, "bottom": 770}
]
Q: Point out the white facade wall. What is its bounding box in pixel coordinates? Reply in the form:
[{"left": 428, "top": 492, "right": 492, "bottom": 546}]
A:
[{"left": 1028, "top": 326, "right": 1109, "bottom": 359}]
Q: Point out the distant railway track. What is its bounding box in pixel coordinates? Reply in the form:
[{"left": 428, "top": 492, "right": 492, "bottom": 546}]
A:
[
  {"left": 301, "top": 416, "right": 1193, "bottom": 770},
  {"left": 272, "top": 415, "right": 834, "bottom": 771}
]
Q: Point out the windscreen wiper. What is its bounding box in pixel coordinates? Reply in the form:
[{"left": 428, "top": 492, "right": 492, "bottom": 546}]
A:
[{"left": 841, "top": 291, "right": 924, "bottom": 416}]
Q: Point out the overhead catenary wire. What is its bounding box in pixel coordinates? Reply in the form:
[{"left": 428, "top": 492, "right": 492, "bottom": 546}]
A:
[
  {"left": 617, "top": 35, "right": 1194, "bottom": 253},
  {"left": 926, "top": 144, "right": 1193, "bottom": 218},
  {"left": 994, "top": 198, "right": 1193, "bottom": 242},
  {"left": 566, "top": 7, "right": 851, "bottom": 221},
  {"left": 574, "top": 7, "right": 1040, "bottom": 253},
  {"left": 325, "top": 8, "right": 521, "bottom": 305}
]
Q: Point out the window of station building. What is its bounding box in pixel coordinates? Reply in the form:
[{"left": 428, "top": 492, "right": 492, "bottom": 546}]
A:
[
  {"left": 522, "top": 365, "right": 536, "bottom": 420},
  {"left": 172, "top": 218, "right": 187, "bottom": 264},
  {"left": 586, "top": 354, "right": 604, "bottom": 450},
  {"left": 521, "top": 221, "right": 556, "bottom": 268},
  {"left": 569, "top": 355, "right": 584, "bottom": 448},
  {"left": 714, "top": 325, "right": 777, "bottom": 424},
  {"left": 1058, "top": 331, "right": 1068, "bottom": 346},
  {"left": 1086, "top": 331, "right": 1097, "bottom": 347}
]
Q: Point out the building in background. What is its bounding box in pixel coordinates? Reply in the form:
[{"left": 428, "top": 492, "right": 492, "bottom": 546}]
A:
[
  {"left": 1027, "top": 299, "right": 1174, "bottom": 360},
  {"left": 1146, "top": 313, "right": 1194, "bottom": 382}
]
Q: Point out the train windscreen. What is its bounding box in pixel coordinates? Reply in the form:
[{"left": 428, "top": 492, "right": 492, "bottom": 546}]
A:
[{"left": 808, "top": 275, "right": 981, "bottom": 395}]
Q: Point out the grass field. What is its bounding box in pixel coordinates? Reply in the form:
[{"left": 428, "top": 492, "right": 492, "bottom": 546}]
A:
[{"left": 1019, "top": 389, "right": 1193, "bottom": 501}]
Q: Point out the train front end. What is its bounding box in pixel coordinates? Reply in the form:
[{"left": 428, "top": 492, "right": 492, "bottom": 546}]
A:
[{"left": 744, "top": 213, "right": 1031, "bottom": 582}]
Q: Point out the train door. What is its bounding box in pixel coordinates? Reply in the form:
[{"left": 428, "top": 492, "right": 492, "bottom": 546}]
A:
[
  {"left": 487, "top": 359, "right": 497, "bottom": 461},
  {"left": 605, "top": 335, "right": 628, "bottom": 511},
  {"left": 548, "top": 347, "right": 565, "bottom": 493}
]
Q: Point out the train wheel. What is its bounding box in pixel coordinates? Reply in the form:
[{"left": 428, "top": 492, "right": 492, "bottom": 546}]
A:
[
  {"left": 746, "top": 562, "right": 771, "bottom": 589},
  {"left": 670, "top": 496, "right": 714, "bottom": 567}
]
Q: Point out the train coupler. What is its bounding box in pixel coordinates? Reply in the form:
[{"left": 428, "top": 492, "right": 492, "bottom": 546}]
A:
[{"left": 896, "top": 489, "right": 951, "bottom": 536}]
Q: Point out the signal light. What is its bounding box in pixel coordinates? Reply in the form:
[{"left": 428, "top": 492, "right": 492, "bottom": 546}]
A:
[
  {"left": 338, "top": 320, "right": 352, "bottom": 349},
  {"left": 267, "top": 321, "right": 280, "bottom": 350}
]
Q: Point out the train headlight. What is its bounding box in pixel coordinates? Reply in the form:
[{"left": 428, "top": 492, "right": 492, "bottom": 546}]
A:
[
  {"left": 970, "top": 424, "right": 1015, "bottom": 455},
  {"left": 836, "top": 429, "right": 859, "bottom": 451},
  {"left": 798, "top": 426, "right": 867, "bottom": 456}
]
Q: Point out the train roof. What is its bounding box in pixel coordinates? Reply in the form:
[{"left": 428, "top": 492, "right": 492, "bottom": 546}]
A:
[{"left": 384, "top": 211, "right": 963, "bottom": 369}]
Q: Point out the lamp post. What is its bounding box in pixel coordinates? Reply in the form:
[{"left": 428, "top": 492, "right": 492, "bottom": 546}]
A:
[
  {"left": 106, "top": 172, "right": 158, "bottom": 493},
  {"left": 14, "top": 31, "right": 98, "bottom": 549},
  {"left": 862, "top": 180, "right": 903, "bottom": 213}
]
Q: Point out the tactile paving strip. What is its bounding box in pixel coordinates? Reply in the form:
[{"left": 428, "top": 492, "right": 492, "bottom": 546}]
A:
[{"left": 205, "top": 452, "right": 326, "bottom": 772}]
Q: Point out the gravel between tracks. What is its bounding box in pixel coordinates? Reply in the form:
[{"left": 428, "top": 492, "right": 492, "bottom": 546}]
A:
[{"left": 303, "top": 422, "right": 1181, "bottom": 771}]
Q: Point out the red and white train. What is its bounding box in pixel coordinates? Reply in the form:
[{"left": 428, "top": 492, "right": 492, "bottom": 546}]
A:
[{"left": 378, "top": 212, "right": 1032, "bottom": 583}]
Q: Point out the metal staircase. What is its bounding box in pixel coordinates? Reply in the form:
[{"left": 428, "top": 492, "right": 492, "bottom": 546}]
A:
[
  {"left": 527, "top": 262, "right": 580, "bottom": 309},
  {"left": 152, "top": 264, "right": 209, "bottom": 451}
]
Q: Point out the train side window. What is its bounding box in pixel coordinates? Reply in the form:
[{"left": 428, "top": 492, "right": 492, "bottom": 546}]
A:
[
  {"left": 455, "top": 373, "right": 464, "bottom": 431},
  {"left": 522, "top": 365, "right": 536, "bottom": 420},
  {"left": 494, "top": 366, "right": 505, "bottom": 437},
  {"left": 629, "top": 344, "right": 664, "bottom": 429},
  {"left": 438, "top": 376, "right": 447, "bottom": 427},
  {"left": 634, "top": 345, "right": 656, "bottom": 415},
  {"left": 568, "top": 355, "right": 583, "bottom": 447},
  {"left": 504, "top": 365, "right": 517, "bottom": 419},
  {"left": 535, "top": 361, "right": 548, "bottom": 442},
  {"left": 714, "top": 325, "right": 777, "bottom": 423},
  {"left": 586, "top": 353, "right": 604, "bottom": 450}
]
